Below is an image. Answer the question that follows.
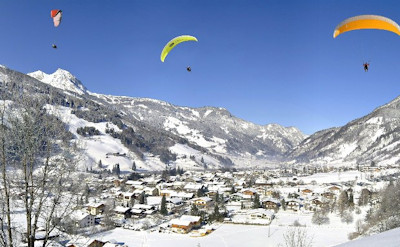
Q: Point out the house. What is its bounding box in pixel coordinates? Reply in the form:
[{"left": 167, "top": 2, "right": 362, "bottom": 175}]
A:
[
  {"left": 248, "top": 208, "right": 275, "bottom": 221},
  {"left": 114, "top": 206, "right": 131, "bottom": 219},
  {"left": 311, "top": 198, "right": 324, "bottom": 210},
  {"left": 255, "top": 179, "right": 273, "bottom": 187},
  {"left": 286, "top": 199, "right": 301, "bottom": 211},
  {"left": 184, "top": 183, "right": 205, "bottom": 193},
  {"left": 262, "top": 198, "right": 280, "bottom": 210},
  {"left": 159, "top": 189, "right": 174, "bottom": 197},
  {"left": 172, "top": 181, "right": 185, "bottom": 190},
  {"left": 328, "top": 185, "right": 341, "bottom": 194},
  {"left": 87, "top": 203, "right": 105, "bottom": 216},
  {"left": 146, "top": 196, "right": 162, "bottom": 209},
  {"left": 321, "top": 191, "right": 335, "bottom": 200},
  {"left": 167, "top": 197, "right": 183, "bottom": 206},
  {"left": 301, "top": 189, "right": 313, "bottom": 196},
  {"left": 265, "top": 190, "right": 279, "bottom": 198},
  {"left": 230, "top": 193, "right": 245, "bottom": 201},
  {"left": 287, "top": 192, "right": 300, "bottom": 199},
  {"left": 144, "top": 187, "right": 159, "bottom": 196},
  {"left": 170, "top": 219, "right": 192, "bottom": 234},
  {"left": 88, "top": 240, "right": 106, "bottom": 247},
  {"left": 241, "top": 188, "right": 258, "bottom": 196},
  {"left": 117, "top": 192, "right": 135, "bottom": 207},
  {"left": 113, "top": 179, "right": 125, "bottom": 187},
  {"left": 170, "top": 191, "right": 194, "bottom": 200},
  {"left": 192, "top": 197, "right": 213, "bottom": 209},
  {"left": 170, "top": 215, "right": 201, "bottom": 233},
  {"left": 69, "top": 211, "right": 95, "bottom": 228},
  {"left": 125, "top": 180, "right": 146, "bottom": 190}
]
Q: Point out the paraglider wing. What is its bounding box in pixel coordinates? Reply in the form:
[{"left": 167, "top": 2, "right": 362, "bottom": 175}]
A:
[
  {"left": 51, "top": 9, "right": 62, "bottom": 27},
  {"left": 160, "top": 35, "right": 198, "bottom": 62},
  {"left": 333, "top": 15, "right": 400, "bottom": 38}
]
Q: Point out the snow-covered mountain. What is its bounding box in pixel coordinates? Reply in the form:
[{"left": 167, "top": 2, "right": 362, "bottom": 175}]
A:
[
  {"left": 287, "top": 96, "right": 400, "bottom": 167},
  {"left": 2, "top": 65, "right": 400, "bottom": 171},
  {"left": 0, "top": 66, "right": 300, "bottom": 170},
  {"left": 28, "top": 69, "right": 88, "bottom": 95},
  {"left": 91, "top": 94, "right": 305, "bottom": 163},
  {"left": 26, "top": 68, "right": 307, "bottom": 168}
]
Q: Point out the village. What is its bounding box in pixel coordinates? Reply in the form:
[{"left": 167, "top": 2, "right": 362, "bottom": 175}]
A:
[{"left": 49, "top": 162, "right": 400, "bottom": 247}]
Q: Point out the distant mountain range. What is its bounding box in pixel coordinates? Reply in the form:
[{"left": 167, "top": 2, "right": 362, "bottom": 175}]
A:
[{"left": 1, "top": 65, "right": 399, "bottom": 171}]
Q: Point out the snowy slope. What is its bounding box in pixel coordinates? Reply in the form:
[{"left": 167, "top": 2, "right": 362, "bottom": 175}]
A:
[
  {"left": 334, "top": 227, "right": 400, "bottom": 247},
  {"left": 45, "top": 105, "right": 144, "bottom": 172}
]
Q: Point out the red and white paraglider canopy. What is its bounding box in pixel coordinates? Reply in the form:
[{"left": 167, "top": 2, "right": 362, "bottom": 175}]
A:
[{"left": 50, "top": 9, "right": 62, "bottom": 27}]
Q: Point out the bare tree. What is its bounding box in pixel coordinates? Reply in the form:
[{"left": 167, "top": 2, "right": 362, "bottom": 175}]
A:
[
  {"left": 341, "top": 210, "right": 354, "bottom": 224},
  {"left": 0, "top": 92, "right": 79, "bottom": 247},
  {"left": 312, "top": 210, "right": 330, "bottom": 225},
  {"left": 282, "top": 227, "right": 313, "bottom": 247}
]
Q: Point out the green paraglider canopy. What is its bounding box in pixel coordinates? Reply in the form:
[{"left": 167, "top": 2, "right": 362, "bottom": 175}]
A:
[{"left": 160, "top": 35, "right": 198, "bottom": 62}]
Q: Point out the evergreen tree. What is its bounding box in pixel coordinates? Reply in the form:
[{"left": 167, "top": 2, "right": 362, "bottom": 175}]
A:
[
  {"left": 210, "top": 204, "right": 221, "bottom": 222},
  {"left": 112, "top": 164, "right": 121, "bottom": 176},
  {"left": 252, "top": 193, "right": 261, "bottom": 209},
  {"left": 160, "top": 195, "right": 168, "bottom": 216},
  {"left": 98, "top": 159, "right": 103, "bottom": 168},
  {"left": 281, "top": 198, "right": 287, "bottom": 211},
  {"left": 214, "top": 191, "right": 220, "bottom": 204},
  {"left": 190, "top": 204, "right": 199, "bottom": 216},
  {"left": 348, "top": 192, "right": 355, "bottom": 210},
  {"left": 139, "top": 191, "right": 146, "bottom": 204},
  {"left": 197, "top": 188, "right": 205, "bottom": 197},
  {"left": 161, "top": 166, "right": 169, "bottom": 180},
  {"left": 132, "top": 161, "right": 136, "bottom": 171},
  {"left": 338, "top": 191, "right": 349, "bottom": 216}
]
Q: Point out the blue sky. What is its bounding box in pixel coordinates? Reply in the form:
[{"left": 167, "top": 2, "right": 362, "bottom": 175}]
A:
[{"left": 1, "top": 0, "right": 400, "bottom": 134}]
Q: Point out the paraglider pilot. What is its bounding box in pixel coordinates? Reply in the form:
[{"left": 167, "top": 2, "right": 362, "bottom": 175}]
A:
[
  {"left": 363, "top": 62, "right": 369, "bottom": 72},
  {"left": 52, "top": 44, "right": 57, "bottom": 49},
  {"left": 186, "top": 66, "right": 191, "bottom": 72}
]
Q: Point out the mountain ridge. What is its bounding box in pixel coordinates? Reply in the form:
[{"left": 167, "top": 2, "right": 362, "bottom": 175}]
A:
[{"left": 2, "top": 65, "right": 399, "bottom": 170}]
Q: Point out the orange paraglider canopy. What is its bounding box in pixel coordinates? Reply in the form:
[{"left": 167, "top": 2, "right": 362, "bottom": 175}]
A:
[{"left": 333, "top": 15, "right": 400, "bottom": 38}]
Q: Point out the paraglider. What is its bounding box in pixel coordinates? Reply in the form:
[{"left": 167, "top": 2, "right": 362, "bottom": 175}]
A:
[
  {"left": 333, "top": 15, "right": 400, "bottom": 71},
  {"left": 160, "top": 35, "right": 198, "bottom": 62},
  {"left": 50, "top": 9, "right": 62, "bottom": 27},
  {"left": 333, "top": 15, "right": 400, "bottom": 38},
  {"left": 50, "top": 10, "right": 62, "bottom": 49}
]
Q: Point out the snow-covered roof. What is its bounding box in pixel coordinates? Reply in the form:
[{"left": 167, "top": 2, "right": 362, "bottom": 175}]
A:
[
  {"left": 133, "top": 204, "right": 153, "bottom": 210},
  {"left": 114, "top": 206, "right": 130, "bottom": 214},
  {"left": 180, "top": 215, "right": 201, "bottom": 222},
  {"left": 70, "top": 211, "right": 91, "bottom": 221},
  {"left": 170, "top": 219, "right": 191, "bottom": 226},
  {"left": 193, "top": 197, "right": 212, "bottom": 202}
]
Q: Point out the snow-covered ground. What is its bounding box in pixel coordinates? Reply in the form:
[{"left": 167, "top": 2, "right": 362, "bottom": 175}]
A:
[
  {"left": 91, "top": 210, "right": 364, "bottom": 247},
  {"left": 92, "top": 223, "right": 351, "bottom": 247},
  {"left": 335, "top": 227, "right": 400, "bottom": 247}
]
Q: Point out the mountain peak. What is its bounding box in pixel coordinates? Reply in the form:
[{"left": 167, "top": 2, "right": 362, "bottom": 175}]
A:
[{"left": 28, "top": 69, "right": 88, "bottom": 95}]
